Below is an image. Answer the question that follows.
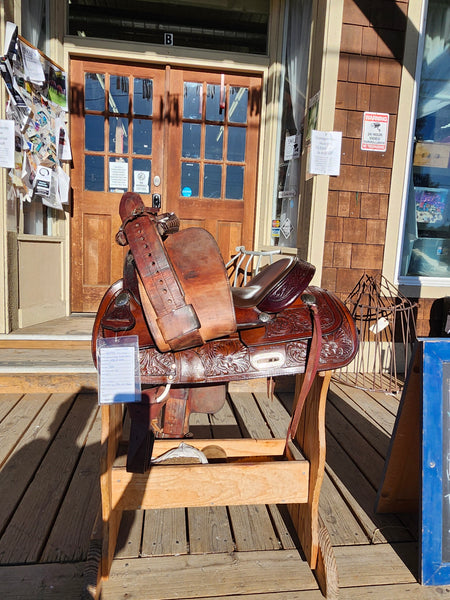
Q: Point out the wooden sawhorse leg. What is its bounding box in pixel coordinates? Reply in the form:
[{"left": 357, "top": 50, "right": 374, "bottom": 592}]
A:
[
  {"left": 289, "top": 370, "right": 339, "bottom": 598},
  {"left": 96, "top": 371, "right": 337, "bottom": 599}
]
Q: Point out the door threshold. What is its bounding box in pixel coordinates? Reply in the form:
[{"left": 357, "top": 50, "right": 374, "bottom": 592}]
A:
[{"left": 1, "top": 314, "right": 95, "bottom": 340}]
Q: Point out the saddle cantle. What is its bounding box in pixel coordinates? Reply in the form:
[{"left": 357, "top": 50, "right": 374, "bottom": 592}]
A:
[{"left": 92, "top": 192, "right": 358, "bottom": 472}]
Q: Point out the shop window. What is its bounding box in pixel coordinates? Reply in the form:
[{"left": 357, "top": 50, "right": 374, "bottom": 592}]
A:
[
  {"left": 272, "top": 0, "right": 312, "bottom": 247},
  {"left": 21, "top": 0, "right": 49, "bottom": 55},
  {"left": 68, "top": 0, "right": 269, "bottom": 55},
  {"left": 399, "top": 0, "right": 450, "bottom": 278}
]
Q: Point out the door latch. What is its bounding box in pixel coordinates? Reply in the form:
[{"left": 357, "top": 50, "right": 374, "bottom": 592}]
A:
[{"left": 152, "top": 193, "right": 161, "bottom": 209}]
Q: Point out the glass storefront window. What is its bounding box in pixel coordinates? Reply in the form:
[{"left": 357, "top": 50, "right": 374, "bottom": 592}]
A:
[
  {"left": 272, "top": 0, "right": 312, "bottom": 247},
  {"left": 399, "top": 0, "right": 450, "bottom": 278},
  {"left": 69, "top": 0, "right": 269, "bottom": 55}
]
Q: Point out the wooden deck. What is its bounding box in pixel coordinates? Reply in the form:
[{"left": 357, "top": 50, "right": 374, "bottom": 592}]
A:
[{"left": 1, "top": 363, "right": 450, "bottom": 599}]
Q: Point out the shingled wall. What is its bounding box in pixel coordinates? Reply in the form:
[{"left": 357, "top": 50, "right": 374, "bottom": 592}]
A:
[
  {"left": 320, "top": 0, "right": 438, "bottom": 336},
  {"left": 321, "top": 0, "right": 408, "bottom": 293}
]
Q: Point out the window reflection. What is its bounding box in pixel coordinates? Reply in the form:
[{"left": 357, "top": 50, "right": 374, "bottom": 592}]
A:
[
  {"left": 400, "top": 0, "right": 450, "bottom": 278},
  {"left": 85, "top": 155, "right": 104, "bottom": 191},
  {"left": 85, "top": 73, "right": 105, "bottom": 111},
  {"left": 227, "top": 127, "right": 246, "bottom": 161},
  {"left": 204, "top": 164, "right": 222, "bottom": 198},
  {"left": 133, "top": 119, "right": 152, "bottom": 155},
  {"left": 205, "top": 125, "right": 223, "bottom": 160},
  {"left": 109, "top": 117, "right": 128, "bottom": 153},
  {"left": 183, "top": 82, "right": 202, "bottom": 119},
  {"left": 109, "top": 75, "right": 129, "bottom": 113},
  {"left": 206, "top": 84, "right": 224, "bottom": 122},
  {"left": 182, "top": 123, "right": 201, "bottom": 158},
  {"left": 133, "top": 78, "right": 152, "bottom": 116},
  {"left": 181, "top": 162, "right": 199, "bottom": 196},
  {"left": 226, "top": 165, "right": 244, "bottom": 199},
  {"left": 85, "top": 114, "right": 104, "bottom": 151},
  {"left": 229, "top": 87, "right": 247, "bottom": 123}
]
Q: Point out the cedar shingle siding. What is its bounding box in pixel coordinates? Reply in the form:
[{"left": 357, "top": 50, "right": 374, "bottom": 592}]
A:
[{"left": 322, "top": 0, "right": 409, "bottom": 301}]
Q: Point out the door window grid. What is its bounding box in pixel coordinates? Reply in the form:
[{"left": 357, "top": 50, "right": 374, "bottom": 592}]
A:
[
  {"left": 83, "top": 73, "right": 153, "bottom": 194},
  {"left": 181, "top": 81, "right": 247, "bottom": 199}
]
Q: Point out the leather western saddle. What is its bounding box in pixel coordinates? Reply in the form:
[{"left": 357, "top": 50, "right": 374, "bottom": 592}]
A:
[{"left": 92, "top": 192, "right": 358, "bottom": 472}]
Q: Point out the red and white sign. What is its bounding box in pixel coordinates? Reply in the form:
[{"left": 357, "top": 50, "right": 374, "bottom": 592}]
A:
[{"left": 361, "top": 112, "right": 389, "bottom": 152}]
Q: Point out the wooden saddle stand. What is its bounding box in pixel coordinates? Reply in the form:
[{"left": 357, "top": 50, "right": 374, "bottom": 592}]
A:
[{"left": 92, "top": 192, "right": 358, "bottom": 598}]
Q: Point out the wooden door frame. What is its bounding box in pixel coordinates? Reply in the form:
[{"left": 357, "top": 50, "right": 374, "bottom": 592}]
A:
[
  {"left": 70, "top": 58, "right": 166, "bottom": 312},
  {"left": 165, "top": 67, "right": 262, "bottom": 262},
  {"left": 69, "top": 57, "right": 263, "bottom": 312}
]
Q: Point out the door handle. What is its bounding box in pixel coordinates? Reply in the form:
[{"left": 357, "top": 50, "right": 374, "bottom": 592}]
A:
[{"left": 152, "top": 193, "right": 161, "bottom": 209}]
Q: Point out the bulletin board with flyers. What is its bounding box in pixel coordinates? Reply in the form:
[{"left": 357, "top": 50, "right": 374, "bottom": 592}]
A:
[{"left": 0, "top": 22, "right": 71, "bottom": 213}]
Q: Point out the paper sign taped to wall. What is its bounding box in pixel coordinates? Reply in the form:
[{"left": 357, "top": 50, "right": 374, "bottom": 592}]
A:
[
  {"left": 0, "top": 119, "right": 14, "bottom": 168},
  {"left": 309, "top": 130, "right": 342, "bottom": 176}
]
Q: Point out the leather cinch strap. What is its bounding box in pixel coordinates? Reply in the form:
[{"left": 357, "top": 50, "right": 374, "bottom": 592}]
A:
[
  {"left": 286, "top": 294, "right": 322, "bottom": 445},
  {"left": 121, "top": 209, "right": 204, "bottom": 351}
]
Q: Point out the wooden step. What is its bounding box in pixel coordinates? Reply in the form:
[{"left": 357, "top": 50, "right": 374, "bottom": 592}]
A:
[
  {"left": 0, "top": 345, "right": 97, "bottom": 393},
  {"left": 0, "top": 338, "right": 91, "bottom": 349}
]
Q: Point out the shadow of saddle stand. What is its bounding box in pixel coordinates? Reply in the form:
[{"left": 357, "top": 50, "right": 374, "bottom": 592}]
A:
[{"left": 91, "top": 192, "right": 358, "bottom": 598}]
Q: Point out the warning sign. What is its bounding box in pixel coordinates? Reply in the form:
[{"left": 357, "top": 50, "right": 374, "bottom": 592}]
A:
[{"left": 361, "top": 112, "right": 389, "bottom": 152}]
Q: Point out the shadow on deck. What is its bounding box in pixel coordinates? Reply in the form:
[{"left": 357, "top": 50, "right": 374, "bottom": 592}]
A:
[{"left": 0, "top": 375, "right": 448, "bottom": 599}]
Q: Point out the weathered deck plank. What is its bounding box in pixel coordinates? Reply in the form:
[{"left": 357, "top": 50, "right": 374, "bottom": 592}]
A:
[
  {"left": 0, "top": 562, "right": 86, "bottom": 599},
  {"left": 187, "top": 411, "right": 234, "bottom": 554},
  {"left": 0, "top": 393, "right": 97, "bottom": 564},
  {"left": 1, "top": 374, "right": 448, "bottom": 598},
  {"left": 115, "top": 509, "right": 144, "bottom": 558},
  {"left": 0, "top": 393, "right": 50, "bottom": 467},
  {"left": 0, "top": 393, "right": 23, "bottom": 422},
  {"left": 41, "top": 403, "right": 101, "bottom": 562},
  {"left": 142, "top": 508, "right": 188, "bottom": 556},
  {"left": 188, "top": 506, "right": 234, "bottom": 554},
  {"left": 325, "top": 430, "right": 414, "bottom": 544},
  {"left": 335, "top": 542, "right": 418, "bottom": 586},
  {"left": 100, "top": 550, "right": 319, "bottom": 599},
  {"left": 325, "top": 400, "right": 386, "bottom": 489},
  {"left": 331, "top": 382, "right": 395, "bottom": 432},
  {"left": 226, "top": 389, "right": 292, "bottom": 551},
  {"left": 319, "top": 472, "right": 367, "bottom": 546},
  {"left": 0, "top": 393, "right": 76, "bottom": 535}
]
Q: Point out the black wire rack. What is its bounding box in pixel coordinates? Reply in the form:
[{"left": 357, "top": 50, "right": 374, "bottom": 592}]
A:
[{"left": 333, "top": 273, "right": 418, "bottom": 394}]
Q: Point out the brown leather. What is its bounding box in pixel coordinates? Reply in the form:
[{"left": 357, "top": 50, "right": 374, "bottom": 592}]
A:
[
  {"left": 119, "top": 193, "right": 203, "bottom": 352},
  {"left": 286, "top": 300, "right": 322, "bottom": 445},
  {"left": 92, "top": 193, "right": 358, "bottom": 470},
  {"left": 118, "top": 192, "right": 236, "bottom": 352},
  {"left": 238, "top": 287, "right": 344, "bottom": 345},
  {"left": 232, "top": 257, "right": 315, "bottom": 311},
  {"left": 94, "top": 283, "right": 357, "bottom": 385}
]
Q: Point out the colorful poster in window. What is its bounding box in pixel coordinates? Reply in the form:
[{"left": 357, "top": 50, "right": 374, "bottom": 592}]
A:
[{"left": 415, "top": 187, "right": 449, "bottom": 225}]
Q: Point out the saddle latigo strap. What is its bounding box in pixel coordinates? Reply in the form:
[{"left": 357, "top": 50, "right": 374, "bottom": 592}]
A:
[{"left": 118, "top": 192, "right": 203, "bottom": 352}]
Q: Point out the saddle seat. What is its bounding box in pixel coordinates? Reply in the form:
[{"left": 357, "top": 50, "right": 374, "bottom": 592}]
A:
[{"left": 232, "top": 256, "right": 315, "bottom": 327}]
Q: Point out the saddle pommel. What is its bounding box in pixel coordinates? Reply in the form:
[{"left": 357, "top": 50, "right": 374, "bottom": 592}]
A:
[{"left": 119, "top": 191, "right": 148, "bottom": 221}]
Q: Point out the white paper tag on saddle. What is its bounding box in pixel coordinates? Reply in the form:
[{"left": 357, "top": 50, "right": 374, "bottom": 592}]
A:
[{"left": 97, "top": 335, "right": 141, "bottom": 404}]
